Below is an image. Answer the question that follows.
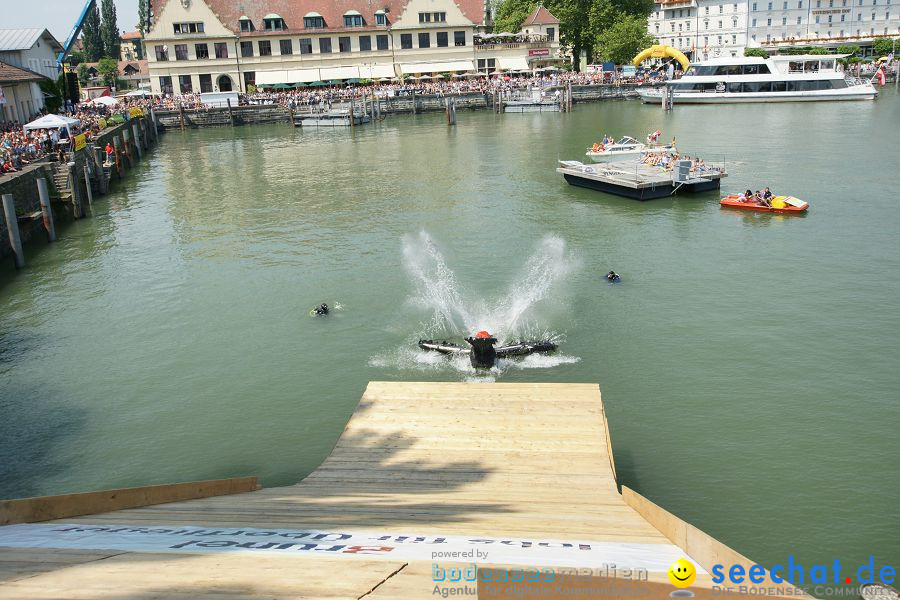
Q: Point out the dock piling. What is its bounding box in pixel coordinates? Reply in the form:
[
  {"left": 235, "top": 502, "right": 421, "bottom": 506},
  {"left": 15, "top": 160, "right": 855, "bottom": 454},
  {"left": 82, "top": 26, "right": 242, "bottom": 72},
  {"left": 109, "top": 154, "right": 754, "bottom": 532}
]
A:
[
  {"left": 36, "top": 178, "right": 56, "bottom": 242},
  {"left": 2, "top": 194, "right": 24, "bottom": 269},
  {"left": 113, "top": 137, "right": 123, "bottom": 177},
  {"left": 82, "top": 166, "right": 94, "bottom": 214},
  {"left": 226, "top": 98, "right": 235, "bottom": 127},
  {"left": 132, "top": 124, "right": 143, "bottom": 159}
]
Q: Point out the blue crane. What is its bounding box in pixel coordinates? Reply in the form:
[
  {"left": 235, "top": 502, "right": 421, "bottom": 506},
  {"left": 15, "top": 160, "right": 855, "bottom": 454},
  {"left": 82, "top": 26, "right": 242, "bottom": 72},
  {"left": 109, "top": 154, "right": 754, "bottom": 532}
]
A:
[{"left": 57, "top": 0, "right": 98, "bottom": 65}]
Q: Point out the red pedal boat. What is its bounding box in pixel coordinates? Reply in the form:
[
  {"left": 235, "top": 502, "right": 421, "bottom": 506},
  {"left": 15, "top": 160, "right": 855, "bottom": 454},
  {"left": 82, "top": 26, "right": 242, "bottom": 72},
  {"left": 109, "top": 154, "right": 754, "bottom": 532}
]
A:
[{"left": 720, "top": 195, "right": 809, "bottom": 214}]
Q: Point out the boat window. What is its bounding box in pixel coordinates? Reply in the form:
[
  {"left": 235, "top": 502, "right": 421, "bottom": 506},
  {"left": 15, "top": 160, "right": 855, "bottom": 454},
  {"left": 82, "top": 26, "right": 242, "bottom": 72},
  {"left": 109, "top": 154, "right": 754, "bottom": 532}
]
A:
[
  {"left": 741, "top": 82, "right": 762, "bottom": 92},
  {"left": 727, "top": 82, "right": 742, "bottom": 93},
  {"left": 831, "top": 78, "right": 847, "bottom": 89},
  {"left": 743, "top": 64, "right": 760, "bottom": 75},
  {"left": 772, "top": 81, "right": 787, "bottom": 92},
  {"left": 693, "top": 65, "right": 717, "bottom": 75},
  {"left": 726, "top": 65, "right": 742, "bottom": 75},
  {"left": 820, "top": 59, "right": 834, "bottom": 69},
  {"left": 757, "top": 81, "right": 772, "bottom": 92},
  {"left": 788, "top": 61, "right": 803, "bottom": 73},
  {"left": 804, "top": 60, "right": 820, "bottom": 72}
]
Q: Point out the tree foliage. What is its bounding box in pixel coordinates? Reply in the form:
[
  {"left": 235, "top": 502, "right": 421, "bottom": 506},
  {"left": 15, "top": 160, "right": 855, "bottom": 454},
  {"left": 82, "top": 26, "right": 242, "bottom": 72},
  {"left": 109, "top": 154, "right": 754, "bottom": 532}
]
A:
[
  {"left": 493, "top": 0, "right": 654, "bottom": 71},
  {"left": 82, "top": 5, "right": 104, "bottom": 61},
  {"left": 138, "top": 0, "right": 149, "bottom": 34},
  {"left": 872, "top": 38, "right": 897, "bottom": 55},
  {"left": 97, "top": 57, "right": 119, "bottom": 87},
  {"left": 101, "top": 0, "right": 121, "bottom": 60},
  {"left": 77, "top": 63, "right": 92, "bottom": 86},
  {"left": 594, "top": 14, "right": 656, "bottom": 65},
  {"left": 744, "top": 47, "right": 770, "bottom": 58},
  {"left": 39, "top": 79, "right": 62, "bottom": 113}
]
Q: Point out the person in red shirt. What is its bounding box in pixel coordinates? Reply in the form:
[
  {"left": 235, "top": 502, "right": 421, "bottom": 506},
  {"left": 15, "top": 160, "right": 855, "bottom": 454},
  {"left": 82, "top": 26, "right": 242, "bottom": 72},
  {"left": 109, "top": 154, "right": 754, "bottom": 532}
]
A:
[{"left": 104, "top": 143, "right": 114, "bottom": 163}]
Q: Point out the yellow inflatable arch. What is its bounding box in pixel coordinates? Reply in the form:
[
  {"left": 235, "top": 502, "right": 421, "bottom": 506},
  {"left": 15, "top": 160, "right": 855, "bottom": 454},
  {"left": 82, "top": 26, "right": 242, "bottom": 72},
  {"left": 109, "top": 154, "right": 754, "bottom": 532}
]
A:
[{"left": 632, "top": 45, "right": 691, "bottom": 71}]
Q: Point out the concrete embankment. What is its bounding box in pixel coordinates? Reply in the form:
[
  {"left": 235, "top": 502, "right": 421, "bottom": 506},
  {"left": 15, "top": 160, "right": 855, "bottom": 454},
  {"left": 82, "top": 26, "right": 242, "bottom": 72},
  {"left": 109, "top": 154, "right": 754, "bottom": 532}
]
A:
[
  {"left": 154, "top": 84, "right": 639, "bottom": 129},
  {"left": 0, "top": 111, "right": 160, "bottom": 270}
]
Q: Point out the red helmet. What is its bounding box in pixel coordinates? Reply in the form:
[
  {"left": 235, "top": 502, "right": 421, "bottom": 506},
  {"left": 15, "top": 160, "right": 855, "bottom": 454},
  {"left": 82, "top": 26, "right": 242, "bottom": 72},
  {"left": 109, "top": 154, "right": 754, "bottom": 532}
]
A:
[{"left": 475, "top": 330, "right": 491, "bottom": 339}]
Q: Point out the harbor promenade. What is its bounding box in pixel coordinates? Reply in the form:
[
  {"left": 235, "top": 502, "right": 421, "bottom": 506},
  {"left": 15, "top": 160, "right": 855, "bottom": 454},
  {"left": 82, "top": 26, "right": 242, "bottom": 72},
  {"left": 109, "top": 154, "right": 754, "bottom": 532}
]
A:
[{"left": 0, "top": 382, "right": 803, "bottom": 598}]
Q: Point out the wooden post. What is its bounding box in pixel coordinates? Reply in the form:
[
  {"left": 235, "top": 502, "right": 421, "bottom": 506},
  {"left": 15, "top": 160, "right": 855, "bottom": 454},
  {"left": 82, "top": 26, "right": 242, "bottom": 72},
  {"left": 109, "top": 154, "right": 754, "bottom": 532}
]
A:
[
  {"left": 2, "top": 194, "right": 24, "bottom": 269},
  {"left": 226, "top": 97, "right": 235, "bottom": 126},
  {"left": 36, "top": 177, "right": 56, "bottom": 242},
  {"left": 288, "top": 103, "right": 294, "bottom": 127},
  {"left": 452, "top": 98, "right": 457, "bottom": 124},
  {"left": 83, "top": 165, "right": 94, "bottom": 214},
  {"left": 349, "top": 100, "right": 355, "bottom": 127},
  {"left": 113, "top": 136, "right": 123, "bottom": 177},
  {"left": 149, "top": 109, "right": 159, "bottom": 140},
  {"left": 67, "top": 161, "right": 83, "bottom": 218},
  {"left": 178, "top": 101, "right": 186, "bottom": 131},
  {"left": 411, "top": 89, "right": 417, "bottom": 114},
  {"left": 122, "top": 128, "right": 134, "bottom": 167},
  {"left": 132, "top": 123, "right": 143, "bottom": 159}
]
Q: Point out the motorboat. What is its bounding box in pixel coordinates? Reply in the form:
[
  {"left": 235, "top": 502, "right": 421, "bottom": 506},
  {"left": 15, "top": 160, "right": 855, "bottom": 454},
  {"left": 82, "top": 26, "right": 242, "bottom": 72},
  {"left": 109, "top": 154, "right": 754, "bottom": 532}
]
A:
[
  {"left": 638, "top": 55, "right": 878, "bottom": 104},
  {"left": 585, "top": 137, "right": 678, "bottom": 163}
]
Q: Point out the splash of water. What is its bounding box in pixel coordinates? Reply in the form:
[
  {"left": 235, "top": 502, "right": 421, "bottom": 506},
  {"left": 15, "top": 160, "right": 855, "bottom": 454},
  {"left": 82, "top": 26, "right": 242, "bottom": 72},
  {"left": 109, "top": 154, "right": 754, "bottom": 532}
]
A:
[
  {"left": 370, "top": 231, "right": 579, "bottom": 378},
  {"left": 402, "top": 231, "right": 576, "bottom": 339}
]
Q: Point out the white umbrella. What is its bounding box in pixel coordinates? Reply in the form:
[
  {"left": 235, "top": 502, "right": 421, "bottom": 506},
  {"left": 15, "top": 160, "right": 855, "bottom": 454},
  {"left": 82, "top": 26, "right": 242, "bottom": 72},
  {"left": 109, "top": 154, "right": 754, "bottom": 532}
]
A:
[
  {"left": 125, "top": 89, "right": 151, "bottom": 97},
  {"left": 91, "top": 96, "right": 118, "bottom": 106}
]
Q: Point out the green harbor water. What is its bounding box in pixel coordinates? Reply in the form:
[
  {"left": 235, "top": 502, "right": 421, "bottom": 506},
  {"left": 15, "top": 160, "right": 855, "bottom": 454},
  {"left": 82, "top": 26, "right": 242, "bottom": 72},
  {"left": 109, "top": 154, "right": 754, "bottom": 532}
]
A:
[{"left": 1, "top": 92, "right": 898, "bottom": 581}]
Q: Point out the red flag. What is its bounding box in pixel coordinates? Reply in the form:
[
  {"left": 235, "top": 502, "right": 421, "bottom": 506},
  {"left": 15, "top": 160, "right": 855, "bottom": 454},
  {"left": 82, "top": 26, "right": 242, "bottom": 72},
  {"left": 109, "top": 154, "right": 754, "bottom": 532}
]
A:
[{"left": 875, "top": 66, "right": 885, "bottom": 86}]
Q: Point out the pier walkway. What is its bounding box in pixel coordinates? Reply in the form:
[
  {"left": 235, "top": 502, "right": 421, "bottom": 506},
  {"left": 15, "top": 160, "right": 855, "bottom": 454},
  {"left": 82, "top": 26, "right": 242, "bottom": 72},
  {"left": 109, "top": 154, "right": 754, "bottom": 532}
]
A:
[{"left": 0, "top": 382, "right": 797, "bottom": 598}]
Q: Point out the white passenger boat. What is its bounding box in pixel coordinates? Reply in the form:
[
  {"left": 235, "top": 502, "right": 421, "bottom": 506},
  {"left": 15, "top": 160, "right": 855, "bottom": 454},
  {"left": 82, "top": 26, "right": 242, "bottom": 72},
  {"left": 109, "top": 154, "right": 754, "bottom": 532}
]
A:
[
  {"left": 637, "top": 55, "right": 878, "bottom": 104},
  {"left": 585, "top": 137, "right": 676, "bottom": 163}
]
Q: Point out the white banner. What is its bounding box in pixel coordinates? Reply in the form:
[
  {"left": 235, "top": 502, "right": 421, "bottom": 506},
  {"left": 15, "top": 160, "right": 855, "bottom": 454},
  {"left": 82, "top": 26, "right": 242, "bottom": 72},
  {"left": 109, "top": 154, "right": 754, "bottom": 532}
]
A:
[{"left": 0, "top": 523, "right": 705, "bottom": 573}]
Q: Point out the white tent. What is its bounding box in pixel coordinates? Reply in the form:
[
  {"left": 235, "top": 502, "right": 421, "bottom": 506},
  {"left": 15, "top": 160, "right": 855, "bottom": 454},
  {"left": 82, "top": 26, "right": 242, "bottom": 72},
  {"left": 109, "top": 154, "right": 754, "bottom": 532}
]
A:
[
  {"left": 23, "top": 114, "right": 81, "bottom": 134},
  {"left": 91, "top": 96, "right": 118, "bottom": 106},
  {"left": 126, "top": 89, "right": 151, "bottom": 97}
]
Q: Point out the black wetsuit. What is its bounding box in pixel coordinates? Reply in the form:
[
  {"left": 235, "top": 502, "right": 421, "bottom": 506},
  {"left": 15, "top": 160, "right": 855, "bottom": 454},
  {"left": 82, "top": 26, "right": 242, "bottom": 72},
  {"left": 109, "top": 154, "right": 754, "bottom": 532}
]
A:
[
  {"left": 464, "top": 336, "right": 498, "bottom": 369},
  {"left": 314, "top": 304, "right": 328, "bottom": 316}
]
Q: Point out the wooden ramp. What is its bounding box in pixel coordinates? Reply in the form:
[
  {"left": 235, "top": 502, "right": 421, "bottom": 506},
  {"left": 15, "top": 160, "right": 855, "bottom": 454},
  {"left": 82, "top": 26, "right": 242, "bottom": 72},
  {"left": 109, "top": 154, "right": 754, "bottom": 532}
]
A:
[{"left": 0, "top": 382, "right": 795, "bottom": 599}]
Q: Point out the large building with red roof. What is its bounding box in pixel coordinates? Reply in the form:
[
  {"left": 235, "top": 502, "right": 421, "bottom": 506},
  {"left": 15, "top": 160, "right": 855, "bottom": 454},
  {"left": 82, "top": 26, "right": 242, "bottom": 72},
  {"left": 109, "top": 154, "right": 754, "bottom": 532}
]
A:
[{"left": 144, "top": 0, "right": 563, "bottom": 94}]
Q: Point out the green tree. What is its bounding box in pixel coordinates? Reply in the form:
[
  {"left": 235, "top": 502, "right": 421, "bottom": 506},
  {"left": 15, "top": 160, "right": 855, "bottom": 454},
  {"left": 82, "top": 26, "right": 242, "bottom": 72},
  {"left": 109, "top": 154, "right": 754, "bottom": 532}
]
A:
[
  {"left": 68, "top": 49, "right": 85, "bottom": 65},
  {"left": 97, "top": 57, "right": 119, "bottom": 87},
  {"left": 39, "top": 79, "right": 62, "bottom": 113},
  {"left": 137, "top": 0, "right": 149, "bottom": 34},
  {"left": 493, "top": 0, "right": 538, "bottom": 33},
  {"left": 872, "top": 38, "right": 897, "bottom": 55},
  {"left": 744, "top": 47, "right": 770, "bottom": 58},
  {"left": 77, "top": 63, "right": 92, "bottom": 86},
  {"left": 594, "top": 14, "right": 656, "bottom": 65},
  {"left": 82, "top": 5, "right": 104, "bottom": 61},
  {"left": 101, "top": 0, "right": 121, "bottom": 60}
]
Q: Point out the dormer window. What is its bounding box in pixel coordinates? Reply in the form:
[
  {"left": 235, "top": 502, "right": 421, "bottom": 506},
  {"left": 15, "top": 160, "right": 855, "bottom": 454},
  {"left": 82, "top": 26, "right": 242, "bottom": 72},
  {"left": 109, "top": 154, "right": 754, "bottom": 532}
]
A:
[
  {"left": 343, "top": 10, "right": 364, "bottom": 27},
  {"left": 375, "top": 10, "right": 388, "bottom": 25},
  {"left": 239, "top": 16, "right": 254, "bottom": 32},
  {"left": 263, "top": 14, "right": 286, "bottom": 31},
  {"left": 304, "top": 12, "right": 325, "bottom": 28}
]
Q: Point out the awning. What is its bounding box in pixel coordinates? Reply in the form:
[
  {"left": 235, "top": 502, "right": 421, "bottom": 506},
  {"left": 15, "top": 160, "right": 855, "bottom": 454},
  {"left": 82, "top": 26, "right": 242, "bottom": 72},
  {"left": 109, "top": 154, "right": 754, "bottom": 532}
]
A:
[
  {"left": 255, "top": 70, "right": 290, "bottom": 85},
  {"left": 499, "top": 57, "right": 531, "bottom": 71},
  {"left": 286, "top": 68, "right": 322, "bottom": 83},
  {"left": 319, "top": 66, "right": 361, "bottom": 80},
  {"left": 358, "top": 64, "right": 396, "bottom": 79},
  {"left": 399, "top": 60, "right": 474, "bottom": 74}
]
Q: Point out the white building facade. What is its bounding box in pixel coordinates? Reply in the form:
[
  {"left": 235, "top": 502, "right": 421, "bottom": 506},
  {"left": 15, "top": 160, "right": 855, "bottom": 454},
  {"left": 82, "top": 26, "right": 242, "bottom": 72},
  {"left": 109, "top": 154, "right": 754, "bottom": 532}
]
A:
[
  {"left": 0, "top": 29, "right": 63, "bottom": 81},
  {"left": 648, "top": 0, "right": 899, "bottom": 58},
  {"left": 648, "top": 0, "right": 750, "bottom": 60},
  {"left": 145, "top": 0, "right": 562, "bottom": 95}
]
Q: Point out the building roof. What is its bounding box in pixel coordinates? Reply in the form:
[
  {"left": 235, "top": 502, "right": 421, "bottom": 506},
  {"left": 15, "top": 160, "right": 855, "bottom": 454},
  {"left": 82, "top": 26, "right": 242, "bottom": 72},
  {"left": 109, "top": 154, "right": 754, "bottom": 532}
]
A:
[
  {"left": 0, "top": 28, "right": 62, "bottom": 52},
  {"left": 121, "top": 30, "right": 143, "bottom": 41},
  {"left": 80, "top": 60, "right": 149, "bottom": 77},
  {"left": 522, "top": 4, "right": 560, "bottom": 26},
  {"left": 0, "top": 60, "right": 47, "bottom": 84},
  {"left": 150, "top": 0, "right": 487, "bottom": 34}
]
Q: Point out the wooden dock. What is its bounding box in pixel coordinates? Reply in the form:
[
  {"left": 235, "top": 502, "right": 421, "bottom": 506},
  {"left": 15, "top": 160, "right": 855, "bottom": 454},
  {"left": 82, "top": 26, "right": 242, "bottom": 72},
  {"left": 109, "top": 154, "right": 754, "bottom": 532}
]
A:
[{"left": 0, "top": 382, "right": 802, "bottom": 599}]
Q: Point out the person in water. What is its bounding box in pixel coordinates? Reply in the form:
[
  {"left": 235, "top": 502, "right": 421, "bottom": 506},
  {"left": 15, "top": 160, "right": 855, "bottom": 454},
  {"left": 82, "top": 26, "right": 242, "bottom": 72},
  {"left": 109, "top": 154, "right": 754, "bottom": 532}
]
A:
[
  {"left": 313, "top": 303, "right": 328, "bottom": 316},
  {"left": 464, "top": 331, "right": 498, "bottom": 369},
  {"left": 606, "top": 271, "right": 621, "bottom": 282}
]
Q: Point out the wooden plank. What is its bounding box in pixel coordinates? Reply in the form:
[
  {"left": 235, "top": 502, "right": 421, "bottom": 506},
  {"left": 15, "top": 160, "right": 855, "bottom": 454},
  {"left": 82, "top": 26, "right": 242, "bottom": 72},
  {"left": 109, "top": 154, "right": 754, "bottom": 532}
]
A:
[{"left": 0, "top": 477, "right": 259, "bottom": 525}]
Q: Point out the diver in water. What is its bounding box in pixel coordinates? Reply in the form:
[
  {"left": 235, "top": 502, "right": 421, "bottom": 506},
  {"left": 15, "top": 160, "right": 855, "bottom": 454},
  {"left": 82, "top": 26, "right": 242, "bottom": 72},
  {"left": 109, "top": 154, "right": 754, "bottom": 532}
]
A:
[
  {"left": 312, "top": 303, "right": 329, "bottom": 316},
  {"left": 606, "top": 271, "right": 621, "bottom": 282},
  {"left": 464, "top": 331, "right": 498, "bottom": 369}
]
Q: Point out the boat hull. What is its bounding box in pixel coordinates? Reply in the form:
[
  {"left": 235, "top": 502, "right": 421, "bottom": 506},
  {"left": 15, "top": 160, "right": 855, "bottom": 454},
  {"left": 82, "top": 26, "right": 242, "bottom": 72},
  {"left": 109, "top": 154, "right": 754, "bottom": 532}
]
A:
[
  {"left": 563, "top": 173, "right": 720, "bottom": 200},
  {"left": 719, "top": 196, "right": 809, "bottom": 214},
  {"left": 585, "top": 150, "right": 643, "bottom": 163},
  {"left": 638, "top": 88, "right": 877, "bottom": 104}
]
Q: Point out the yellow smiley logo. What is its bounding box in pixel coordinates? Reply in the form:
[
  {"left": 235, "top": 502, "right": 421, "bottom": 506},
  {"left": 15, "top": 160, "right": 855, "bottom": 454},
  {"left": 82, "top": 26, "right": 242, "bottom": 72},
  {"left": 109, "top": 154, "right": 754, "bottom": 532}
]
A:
[{"left": 668, "top": 558, "right": 697, "bottom": 588}]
